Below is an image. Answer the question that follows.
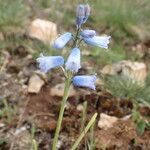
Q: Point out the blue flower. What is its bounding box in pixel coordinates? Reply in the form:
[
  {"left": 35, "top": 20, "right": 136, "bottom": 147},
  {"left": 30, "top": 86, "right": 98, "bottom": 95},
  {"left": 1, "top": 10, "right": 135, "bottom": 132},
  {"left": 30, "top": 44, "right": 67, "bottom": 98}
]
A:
[
  {"left": 83, "top": 35, "right": 111, "bottom": 49},
  {"left": 80, "top": 29, "right": 96, "bottom": 38},
  {"left": 76, "top": 4, "right": 91, "bottom": 28},
  {"left": 53, "top": 32, "right": 72, "bottom": 49},
  {"left": 72, "top": 75, "right": 96, "bottom": 90},
  {"left": 65, "top": 48, "right": 81, "bottom": 73},
  {"left": 37, "top": 54, "right": 64, "bottom": 73}
]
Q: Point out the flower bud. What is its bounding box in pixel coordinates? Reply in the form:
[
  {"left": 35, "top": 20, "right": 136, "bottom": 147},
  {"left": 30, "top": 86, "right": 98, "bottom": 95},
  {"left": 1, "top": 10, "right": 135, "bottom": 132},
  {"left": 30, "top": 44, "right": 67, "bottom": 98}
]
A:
[
  {"left": 76, "top": 4, "right": 91, "bottom": 28},
  {"left": 80, "top": 29, "right": 96, "bottom": 38}
]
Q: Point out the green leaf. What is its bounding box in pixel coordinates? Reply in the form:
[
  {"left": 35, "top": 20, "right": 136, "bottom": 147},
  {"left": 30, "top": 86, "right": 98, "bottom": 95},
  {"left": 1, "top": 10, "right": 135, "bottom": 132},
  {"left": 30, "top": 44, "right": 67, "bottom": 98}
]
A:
[
  {"left": 136, "top": 120, "right": 146, "bottom": 135},
  {"left": 0, "top": 139, "right": 7, "bottom": 145},
  {"left": 132, "top": 110, "right": 141, "bottom": 122}
]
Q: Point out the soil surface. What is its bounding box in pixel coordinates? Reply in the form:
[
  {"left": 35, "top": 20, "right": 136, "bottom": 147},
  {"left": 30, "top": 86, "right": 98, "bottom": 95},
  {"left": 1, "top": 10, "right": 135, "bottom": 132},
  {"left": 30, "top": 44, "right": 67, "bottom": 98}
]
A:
[{"left": 0, "top": 44, "right": 150, "bottom": 150}]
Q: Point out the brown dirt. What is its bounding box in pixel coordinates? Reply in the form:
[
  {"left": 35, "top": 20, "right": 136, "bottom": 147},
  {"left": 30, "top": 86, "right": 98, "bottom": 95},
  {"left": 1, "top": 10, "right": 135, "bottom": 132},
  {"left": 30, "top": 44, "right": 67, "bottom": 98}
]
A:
[{"left": 0, "top": 45, "right": 150, "bottom": 150}]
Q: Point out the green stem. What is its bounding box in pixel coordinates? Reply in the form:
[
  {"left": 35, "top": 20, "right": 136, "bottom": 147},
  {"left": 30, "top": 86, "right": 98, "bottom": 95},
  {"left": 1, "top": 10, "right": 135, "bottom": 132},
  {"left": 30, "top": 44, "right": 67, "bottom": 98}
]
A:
[
  {"left": 90, "top": 119, "right": 96, "bottom": 150},
  {"left": 80, "top": 101, "right": 87, "bottom": 133},
  {"left": 52, "top": 77, "right": 71, "bottom": 150},
  {"left": 70, "top": 113, "right": 97, "bottom": 150},
  {"left": 32, "top": 139, "right": 38, "bottom": 150},
  {"left": 73, "top": 27, "right": 80, "bottom": 47}
]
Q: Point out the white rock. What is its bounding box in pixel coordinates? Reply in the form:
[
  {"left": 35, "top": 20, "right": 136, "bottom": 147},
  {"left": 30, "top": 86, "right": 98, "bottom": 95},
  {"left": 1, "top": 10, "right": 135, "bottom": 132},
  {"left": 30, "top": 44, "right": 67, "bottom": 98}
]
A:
[
  {"left": 56, "top": 140, "right": 62, "bottom": 149},
  {"left": 0, "top": 123, "right": 5, "bottom": 128},
  {"left": 98, "top": 113, "right": 118, "bottom": 130},
  {"left": 101, "top": 60, "right": 147, "bottom": 85},
  {"left": 27, "top": 19, "right": 57, "bottom": 44},
  {"left": 51, "top": 83, "right": 76, "bottom": 97},
  {"left": 28, "top": 74, "right": 45, "bottom": 93},
  {"left": 121, "top": 114, "right": 132, "bottom": 121},
  {"left": 12, "top": 128, "right": 32, "bottom": 149},
  {"left": 122, "top": 61, "right": 147, "bottom": 84},
  {"left": 14, "top": 126, "right": 27, "bottom": 135},
  {"left": 77, "top": 104, "right": 84, "bottom": 112}
]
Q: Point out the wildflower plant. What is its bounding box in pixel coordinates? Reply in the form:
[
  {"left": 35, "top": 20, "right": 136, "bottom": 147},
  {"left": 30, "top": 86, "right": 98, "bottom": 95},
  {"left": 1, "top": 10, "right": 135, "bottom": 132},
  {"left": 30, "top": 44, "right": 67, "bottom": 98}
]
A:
[{"left": 36, "top": 4, "right": 110, "bottom": 150}]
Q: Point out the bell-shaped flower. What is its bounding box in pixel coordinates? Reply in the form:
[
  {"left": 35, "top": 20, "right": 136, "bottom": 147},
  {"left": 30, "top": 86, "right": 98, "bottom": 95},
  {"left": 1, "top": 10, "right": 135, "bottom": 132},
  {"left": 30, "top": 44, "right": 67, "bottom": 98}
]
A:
[
  {"left": 37, "top": 54, "right": 64, "bottom": 73},
  {"left": 72, "top": 75, "right": 96, "bottom": 90},
  {"left": 53, "top": 32, "right": 72, "bottom": 49},
  {"left": 65, "top": 48, "right": 81, "bottom": 73},
  {"left": 83, "top": 35, "right": 111, "bottom": 49},
  {"left": 80, "top": 29, "right": 96, "bottom": 38}
]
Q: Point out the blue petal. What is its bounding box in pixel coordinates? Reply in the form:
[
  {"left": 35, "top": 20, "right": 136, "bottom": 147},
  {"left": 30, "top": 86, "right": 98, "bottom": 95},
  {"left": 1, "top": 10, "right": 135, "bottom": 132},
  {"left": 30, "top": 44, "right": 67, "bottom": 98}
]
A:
[
  {"left": 84, "top": 36, "right": 111, "bottom": 49},
  {"left": 65, "top": 48, "right": 81, "bottom": 73},
  {"left": 80, "top": 29, "right": 96, "bottom": 38},
  {"left": 73, "top": 75, "right": 96, "bottom": 90},
  {"left": 83, "top": 4, "right": 91, "bottom": 23},
  {"left": 53, "top": 32, "right": 72, "bottom": 49},
  {"left": 37, "top": 55, "right": 64, "bottom": 73}
]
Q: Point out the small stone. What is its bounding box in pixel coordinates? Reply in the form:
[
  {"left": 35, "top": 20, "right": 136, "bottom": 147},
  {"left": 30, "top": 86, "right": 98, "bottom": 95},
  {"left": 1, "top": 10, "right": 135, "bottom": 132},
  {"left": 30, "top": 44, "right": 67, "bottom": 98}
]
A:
[
  {"left": 28, "top": 74, "right": 45, "bottom": 93},
  {"left": 98, "top": 113, "right": 118, "bottom": 130},
  {"left": 27, "top": 19, "right": 58, "bottom": 44},
  {"left": 51, "top": 83, "right": 76, "bottom": 97},
  {"left": 0, "top": 123, "right": 5, "bottom": 128},
  {"left": 122, "top": 61, "right": 147, "bottom": 84},
  {"left": 15, "top": 126, "right": 27, "bottom": 135},
  {"left": 121, "top": 115, "right": 132, "bottom": 121},
  {"left": 57, "top": 140, "right": 62, "bottom": 149},
  {"left": 77, "top": 104, "right": 84, "bottom": 112},
  {"left": 13, "top": 129, "right": 32, "bottom": 149}
]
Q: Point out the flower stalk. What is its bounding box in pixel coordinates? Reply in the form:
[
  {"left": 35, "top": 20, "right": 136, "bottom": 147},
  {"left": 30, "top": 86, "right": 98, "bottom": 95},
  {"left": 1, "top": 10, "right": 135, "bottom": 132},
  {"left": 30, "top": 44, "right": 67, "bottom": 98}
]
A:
[
  {"left": 52, "top": 76, "right": 72, "bottom": 150},
  {"left": 73, "top": 27, "right": 81, "bottom": 47}
]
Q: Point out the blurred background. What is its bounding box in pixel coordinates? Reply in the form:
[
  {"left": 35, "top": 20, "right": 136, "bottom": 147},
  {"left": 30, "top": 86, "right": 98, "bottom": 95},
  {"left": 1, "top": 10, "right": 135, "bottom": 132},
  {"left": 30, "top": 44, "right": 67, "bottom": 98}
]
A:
[{"left": 0, "top": 0, "right": 150, "bottom": 62}]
